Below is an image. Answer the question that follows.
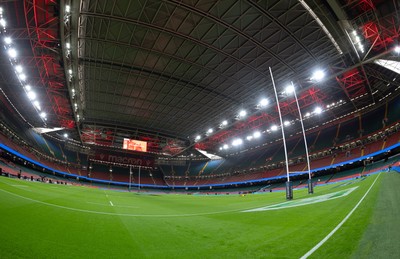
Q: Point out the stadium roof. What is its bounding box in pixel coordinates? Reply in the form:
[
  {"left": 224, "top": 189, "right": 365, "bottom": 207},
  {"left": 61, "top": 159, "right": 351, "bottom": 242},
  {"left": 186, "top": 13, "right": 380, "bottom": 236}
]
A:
[{"left": 0, "top": 0, "right": 399, "bottom": 155}]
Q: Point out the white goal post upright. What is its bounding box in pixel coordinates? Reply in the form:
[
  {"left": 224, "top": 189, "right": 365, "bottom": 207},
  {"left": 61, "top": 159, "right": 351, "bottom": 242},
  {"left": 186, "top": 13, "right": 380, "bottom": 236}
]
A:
[
  {"left": 290, "top": 82, "right": 314, "bottom": 194},
  {"left": 269, "top": 67, "right": 293, "bottom": 200},
  {"left": 129, "top": 165, "right": 132, "bottom": 192}
]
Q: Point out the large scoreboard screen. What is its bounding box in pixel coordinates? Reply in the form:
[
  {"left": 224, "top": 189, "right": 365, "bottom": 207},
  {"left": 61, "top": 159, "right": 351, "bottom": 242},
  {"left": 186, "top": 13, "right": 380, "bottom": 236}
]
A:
[{"left": 123, "top": 138, "right": 147, "bottom": 152}]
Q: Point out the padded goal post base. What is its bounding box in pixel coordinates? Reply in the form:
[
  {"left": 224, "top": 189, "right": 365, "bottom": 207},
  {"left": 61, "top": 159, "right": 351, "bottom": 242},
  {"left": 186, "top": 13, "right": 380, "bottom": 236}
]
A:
[
  {"left": 286, "top": 181, "right": 293, "bottom": 200},
  {"left": 308, "top": 179, "right": 314, "bottom": 194}
]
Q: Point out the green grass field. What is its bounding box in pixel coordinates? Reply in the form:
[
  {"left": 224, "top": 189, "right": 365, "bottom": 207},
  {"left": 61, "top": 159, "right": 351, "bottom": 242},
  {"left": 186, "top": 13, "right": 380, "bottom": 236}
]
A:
[{"left": 0, "top": 172, "right": 399, "bottom": 258}]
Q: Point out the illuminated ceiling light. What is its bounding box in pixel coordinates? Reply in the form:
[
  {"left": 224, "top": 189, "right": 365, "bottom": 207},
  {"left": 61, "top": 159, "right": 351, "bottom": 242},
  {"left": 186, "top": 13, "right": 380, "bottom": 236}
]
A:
[
  {"left": 0, "top": 18, "right": 6, "bottom": 27},
  {"left": 314, "top": 107, "right": 323, "bottom": 114},
  {"left": 33, "top": 100, "right": 41, "bottom": 110},
  {"left": 18, "top": 73, "right": 27, "bottom": 81},
  {"left": 221, "top": 120, "right": 228, "bottom": 126},
  {"left": 285, "top": 85, "right": 295, "bottom": 94},
  {"left": 4, "top": 37, "right": 12, "bottom": 45},
  {"left": 25, "top": 85, "right": 31, "bottom": 91},
  {"left": 259, "top": 98, "right": 269, "bottom": 107},
  {"left": 63, "top": 133, "right": 68, "bottom": 138},
  {"left": 253, "top": 131, "right": 261, "bottom": 138},
  {"left": 15, "top": 65, "right": 23, "bottom": 73},
  {"left": 311, "top": 70, "right": 325, "bottom": 82},
  {"left": 270, "top": 125, "right": 278, "bottom": 131},
  {"left": 352, "top": 30, "right": 357, "bottom": 36},
  {"left": 7, "top": 48, "right": 17, "bottom": 58},
  {"left": 395, "top": 46, "right": 400, "bottom": 53},
  {"left": 40, "top": 112, "right": 46, "bottom": 118},
  {"left": 195, "top": 135, "right": 201, "bottom": 140},
  {"left": 66, "top": 42, "right": 71, "bottom": 49},
  {"left": 238, "top": 110, "right": 246, "bottom": 117},
  {"left": 284, "top": 121, "right": 290, "bottom": 126},
  {"left": 207, "top": 128, "right": 213, "bottom": 134},
  {"left": 223, "top": 144, "right": 229, "bottom": 150},
  {"left": 246, "top": 135, "right": 253, "bottom": 141},
  {"left": 27, "top": 91, "right": 36, "bottom": 100},
  {"left": 65, "top": 5, "right": 71, "bottom": 13},
  {"left": 219, "top": 147, "right": 223, "bottom": 150},
  {"left": 68, "top": 69, "right": 73, "bottom": 75},
  {"left": 0, "top": 7, "right": 3, "bottom": 14},
  {"left": 232, "top": 138, "right": 243, "bottom": 146},
  {"left": 304, "top": 112, "right": 311, "bottom": 117}
]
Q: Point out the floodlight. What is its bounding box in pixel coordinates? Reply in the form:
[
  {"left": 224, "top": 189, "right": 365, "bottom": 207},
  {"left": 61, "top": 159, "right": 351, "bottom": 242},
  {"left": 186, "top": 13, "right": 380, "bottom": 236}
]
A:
[
  {"left": 221, "top": 120, "right": 228, "bottom": 126},
  {"left": 0, "top": 18, "right": 6, "bottom": 27},
  {"left": 15, "top": 65, "right": 23, "bottom": 73},
  {"left": 195, "top": 135, "right": 201, "bottom": 140},
  {"left": 304, "top": 112, "right": 311, "bottom": 117},
  {"left": 395, "top": 46, "right": 400, "bottom": 54},
  {"left": 285, "top": 85, "right": 295, "bottom": 94},
  {"left": 64, "top": 133, "right": 68, "bottom": 138},
  {"left": 33, "top": 100, "right": 40, "bottom": 110},
  {"left": 68, "top": 69, "right": 73, "bottom": 75},
  {"left": 232, "top": 138, "right": 243, "bottom": 146},
  {"left": 314, "top": 106, "right": 323, "bottom": 114},
  {"left": 40, "top": 112, "right": 46, "bottom": 118},
  {"left": 311, "top": 70, "right": 325, "bottom": 82},
  {"left": 219, "top": 147, "right": 223, "bottom": 150},
  {"left": 18, "top": 73, "right": 27, "bottom": 81},
  {"left": 207, "top": 128, "right": 213, "bottom": 134},
  {"left": 27, "top": 91, "right": 36, "bottom": 100},
  {"left": 4, "top": 37, "right": 12, "bottom": 45},
  {"left": 66, "top": 42, "right": 71, "bottom": 49},
  {"left": 223, "top": 144, "right": 229, "bottom": 150},
  {"left": 239, "top": 110, "right": 246, "bottom": 117},
  {"left": 65, "top": 5, "right": 71, "bottom": 13},
  {"left": 253, "top": 131, "right": 261, "bottom": 138},
  {"left": 0, "top": 7, "right": 3, "bottom": 14},
  {"left": 259, "top": 98, "right": 269, "bottom": 107},
  {"left": 25, "top": 85, "right": 31, "bottom": 91},
  {"left": 284, "top": 121, "right": 290, "bottom": 126},
  {"left": 7, "top": 48, "right": 17, "bottom": 58},
  {"left": 270, "top": 125, "right": 278, "bottom": 131},
  {"left": 246, "top": 135, "right": 253, "bottom": 141}
]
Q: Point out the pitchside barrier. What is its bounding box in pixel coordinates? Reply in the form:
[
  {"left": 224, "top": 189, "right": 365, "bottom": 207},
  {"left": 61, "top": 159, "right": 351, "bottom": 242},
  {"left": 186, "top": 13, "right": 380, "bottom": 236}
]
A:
[
  {"left": 1, "top": 141, "right": 400, "bottom": 189},
  {"left": 392, "top": 166, "right": 400, "bottom": 173}
]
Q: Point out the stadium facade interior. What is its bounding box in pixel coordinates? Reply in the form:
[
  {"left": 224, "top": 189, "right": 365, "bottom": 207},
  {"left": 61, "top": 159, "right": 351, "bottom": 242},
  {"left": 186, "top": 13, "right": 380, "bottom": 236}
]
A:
[
  {"left": 1, "top": 1, "right": 400, "bottom": 258},
  {"left": 1, "top": 0, "right": 399, "bottom": 193}
]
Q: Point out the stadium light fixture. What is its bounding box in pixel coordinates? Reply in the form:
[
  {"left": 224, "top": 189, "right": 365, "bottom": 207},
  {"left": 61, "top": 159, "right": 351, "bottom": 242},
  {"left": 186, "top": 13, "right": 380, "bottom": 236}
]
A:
[
  {"left": 7, "top": 48, "right": 17, "bottom": 58},
  {"left": 246, "top": 135, "right": 253, "bottom": 141},
  {"left": 27, "top": 91, "right": 36, "bottom": 100},
  {"left": 4, "top": 37, "right": 12, "bottom": 45},
  {"left": 311, "top": 69, "right": 325, "bottom": 82},
  {"left": 259, "top": 98, "right": 269, "bottom": 107},
  {"left": 18, "top": 73, "right": 27, "bottom": 81},
  {"left": 68, "top": 69, "right": 73, "bottom": 75},
  {"left": 238, "top": 110, "right": 246, "bottom": 118},
  {"left": 195, "top": 135, "right": 201, "bottom": 141},
  {"left": 223, "top": 144, "right": 229, "bottom": 150},
  {"left": 207, "top": 128, "right": 213, "bottom": 134},
  {"left": 0, "top": 7, "right": 3, "bottom": 14},
  {"left": 221, "top": 120, "right": 228, "bottom": 126},
  {"left": 232, "top": 138, "right": 243, "bottom": 146},
  {"left": 66, "top": 42, "right": 71, "bottom": 49},
  {"left": 253, "top": 131, "right": 261, "bottom": 138},
  {"left": 270, "top": 125, "right": 278, "bottom": 131},
  {"left": 15, "top": 65, "right": 23, "bottom": 73},
  {"left": 395, "top": 46, "right": 400, "bottom": 54},
  {"left": 314, "top": 106, "right": 323, "bottom": 114},
  {"left": 25, "top": 85, "right": 31, "bottom": 91},
  {"left": 285, "top": 85, "right": 295, "bottom": 94},
  {"left": 63, "top": 133, "right": 68, "bottom": 138},
  {"left": 40, "top": 112, "right": 46, "bottom": 118},
  {"left": 33, "top": 100, "right": 41, "bottom": 110},
  {"left": 65, "top": 5, "right": 71, "bottom": 13},
  {"left": 0, "top": 18, "right": 6, "bottom": 27},
  {"left": 284, "top": 121, "right": 290, "bottom": 126}
]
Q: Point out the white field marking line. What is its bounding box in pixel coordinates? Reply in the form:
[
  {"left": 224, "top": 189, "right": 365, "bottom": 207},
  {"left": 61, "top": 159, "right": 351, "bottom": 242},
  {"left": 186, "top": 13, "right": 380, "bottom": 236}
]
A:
[
  {"left": 86, "top": 201, "right": 139, "bottom": 209},
  {"left": 109, "top": 200, "right": 114, "bottom": 206},
  {"left": 243, "top": 187, "right": 358, "bottom": 212},
  {"left": 11, "top": 185, "right": 29, "bottom": 187},
  {"left": 0, "top": 188, "right": 246, "bottom": 217},
  {"left": 300, "top": 173, "right": 381, "bottom": 259}
]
